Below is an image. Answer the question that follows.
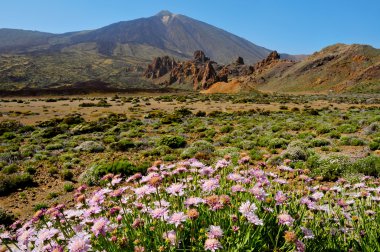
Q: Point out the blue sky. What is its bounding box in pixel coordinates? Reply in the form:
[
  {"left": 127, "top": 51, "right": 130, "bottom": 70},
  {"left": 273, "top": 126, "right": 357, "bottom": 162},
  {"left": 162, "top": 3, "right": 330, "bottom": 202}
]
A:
[{"left": 1, "top": 0, "right": 379, "bottom": 54}]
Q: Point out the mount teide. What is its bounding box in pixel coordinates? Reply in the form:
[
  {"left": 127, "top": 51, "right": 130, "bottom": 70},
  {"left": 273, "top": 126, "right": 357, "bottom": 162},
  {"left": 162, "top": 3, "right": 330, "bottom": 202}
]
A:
[
  {"left": 0, "top": 10, "right": 276, "bottom": 91},
  {"left": 0, "top": 11, "right": 271, "bottom": 64}
]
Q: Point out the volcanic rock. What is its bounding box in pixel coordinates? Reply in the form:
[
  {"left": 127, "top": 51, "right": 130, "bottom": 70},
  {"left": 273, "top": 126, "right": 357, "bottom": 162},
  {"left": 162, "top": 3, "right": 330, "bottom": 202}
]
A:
[
  {"left": 144, "top": 56, "right": 177, "bottom": 79},
  {"left": 193, "top": 50, "right": 209, "bottom": 63}
]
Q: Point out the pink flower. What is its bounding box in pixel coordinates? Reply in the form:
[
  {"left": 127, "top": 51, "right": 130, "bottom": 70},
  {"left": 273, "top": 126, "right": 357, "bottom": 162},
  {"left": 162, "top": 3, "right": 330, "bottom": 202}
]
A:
[
  {"left": 35, "top": 228, "right": 59, "bottom": 247},
  {"left": 17, "top": 227, "right": 35, "bottom": 247},
  {"left": 167, "top": 212, "right": 187, "bottom": 227},
  {"left": 111, "top": 175, "right": 123, "bottom": 186},
  {"left": 249, "top": 186, "right": 267, "bottom": 201},
  {"left": 149, "top": 207, "right": 169, "bottom": 220},
  {"left": 275, "top": 191, "right": 288, "bottom": 205},
  {"left": 67, "top": 232, "right": 91, "bottom": 252},
  {"left": 246, "top": 213, "right": 264, "bottom": 226},
  {"left": 134, "top": 185, "right": 155, "bottom": 198},
  {"left": 204, "top": 238, "right": 222, "bottom": 251},
  {"left": 278, "top": 213, "right": 294, "bottom": 226},
  {"left": 207, "top": 225, "right": 223, "bottom": 238},
  {"left": 311, "top": 192, "right": 324, "bottom": 201},
  {"left": 199, "top": 167, "right": 215, "bottom": 176},
  {"left": 91, "top": 217, "right": 110, "bottom": 237},
  {"left": 162, "top": 230, "right": 177, "bottom": 246},
  {"left": 238, "top": 156, "right": 250, "bottom": 164},
  {"left": 227, "top": 173, "right": 244, "bottom": 182},
  {"left": 273, "top": 178, "right": 288, "bottom": 185},
  {"left": 126, "top": 173, "right": 142, "bottom": 183},
  {"left": 239, "top": 200, "right": 257, "bottom": 216},
  {"left": 201, "top": 178, "right": 220, "bottom": 192},
  {"left": 300, "top": 227, "right": 315, "bottom": 239},
  {"left": 231, "top": 184, "right": 246, "bottom": 192},
  {"left": 166, "top": 183, "right": 186, "bottom": 196},
  {"left": 295, "top": 240, "right": 306, "bottom": 252},
  {"left": 184, "top": 197, "right": 205, "bottom": 207},
  {"left": 215, "top": 159, "right": 230, "bottom": 169},
  {"left": 278, "top": 165, "right": 294, "bottom": 172}
]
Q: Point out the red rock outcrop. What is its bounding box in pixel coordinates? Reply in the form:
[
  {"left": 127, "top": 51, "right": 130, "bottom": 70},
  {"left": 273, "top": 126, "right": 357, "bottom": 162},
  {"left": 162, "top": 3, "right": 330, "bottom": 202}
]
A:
[
  {"left": 143, "top": 51, "right": 257, "bottom": 90},
  {"left": 144, "top": 56, "right": 177, "bottom": 79}
]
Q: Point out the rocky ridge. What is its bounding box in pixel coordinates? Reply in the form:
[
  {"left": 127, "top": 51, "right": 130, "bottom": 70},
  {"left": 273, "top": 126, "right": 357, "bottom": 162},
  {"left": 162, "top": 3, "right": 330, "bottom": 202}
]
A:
[{"left": 144, "top": 50, "right": 288, "bottom": 90}]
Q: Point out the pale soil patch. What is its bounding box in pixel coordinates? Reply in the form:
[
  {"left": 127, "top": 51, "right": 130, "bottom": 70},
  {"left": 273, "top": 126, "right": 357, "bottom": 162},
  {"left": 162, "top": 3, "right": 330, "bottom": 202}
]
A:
[{"left": 1, "top": 94, "right": 378, "bottom": 125}]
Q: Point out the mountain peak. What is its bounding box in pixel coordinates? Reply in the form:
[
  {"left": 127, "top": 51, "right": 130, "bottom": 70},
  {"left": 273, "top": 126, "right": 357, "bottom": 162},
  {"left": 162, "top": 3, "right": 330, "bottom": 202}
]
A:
[{"left": 155, "top": 10, "right": 174, "bottom": 17}]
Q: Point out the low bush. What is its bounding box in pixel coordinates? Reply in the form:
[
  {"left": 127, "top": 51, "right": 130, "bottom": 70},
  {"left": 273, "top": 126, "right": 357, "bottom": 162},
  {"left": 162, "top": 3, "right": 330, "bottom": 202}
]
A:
[
  {"left": 0, "top": 208, "right": 15, "bottom": 226},
  {"left": 61, "top": 169, "right": 74, "bottom": 181},
  {"left": 74, "top": 141, "right": 105, "bottom": 153},
  {"left": 111, "top": 138, "right": 135, "bottom": 151},
  {"left": 310, "top": 138, "right": 331, "bottom": 147},
  {"left": 309, "top": 154, "right": 352, "bottom": 181},
  {"left": 159, "top": 135, "right": 186, "bottom": 149},
  {"left": 181, "top": 140, "right": 215, "bottom": 159},
  {"left": 283, "top": 140, "right": 308, "bottom": 161},
  {"left": 1, "top": 164, "right": 18, "bottom": 174},
  {"left": 81, "top": 160, "right": 148, "bottom": 185},
  {"left": 352, "top": 155, "right": 380, "bottom": 177},
  {"left": 0, "top": 173, "right": 34, "bottom": 195}
]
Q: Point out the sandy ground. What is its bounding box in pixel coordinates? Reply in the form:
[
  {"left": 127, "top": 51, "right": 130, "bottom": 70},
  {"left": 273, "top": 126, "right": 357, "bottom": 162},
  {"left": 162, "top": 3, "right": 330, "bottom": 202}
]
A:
[{"left": 1, "top": 95, "right": 378, "bottom": 125}]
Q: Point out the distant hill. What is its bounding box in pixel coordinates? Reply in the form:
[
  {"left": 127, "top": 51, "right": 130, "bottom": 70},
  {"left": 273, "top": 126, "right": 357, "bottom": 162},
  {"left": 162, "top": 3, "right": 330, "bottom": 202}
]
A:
[{"left": 236, "top": 44, "right": 380, "bottom": 93}]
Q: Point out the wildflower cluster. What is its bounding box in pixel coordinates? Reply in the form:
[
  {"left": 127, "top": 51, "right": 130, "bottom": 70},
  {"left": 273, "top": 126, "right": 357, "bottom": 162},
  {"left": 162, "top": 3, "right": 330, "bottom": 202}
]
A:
[{"left": 1, "top": 157, "right": 379, "bottom": 251}]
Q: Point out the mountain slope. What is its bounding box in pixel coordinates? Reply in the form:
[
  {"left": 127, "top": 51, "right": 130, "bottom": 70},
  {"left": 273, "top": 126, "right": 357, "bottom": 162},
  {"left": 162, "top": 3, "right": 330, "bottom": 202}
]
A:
[
  {"left": 236, "top": 44, "right": 380, "bottom": 93},
  {"left": 0, "top": 11, "right": 274, "bottom": 91},
  {"left": 0, "top": 11, "right": 271, "bottom": 64}
]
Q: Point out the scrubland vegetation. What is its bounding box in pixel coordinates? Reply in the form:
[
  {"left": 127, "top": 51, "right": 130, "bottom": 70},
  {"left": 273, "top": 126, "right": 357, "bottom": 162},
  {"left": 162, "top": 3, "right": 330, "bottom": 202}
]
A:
[{"left": 0, "top": 93, "right": 379, "bottom": 251}]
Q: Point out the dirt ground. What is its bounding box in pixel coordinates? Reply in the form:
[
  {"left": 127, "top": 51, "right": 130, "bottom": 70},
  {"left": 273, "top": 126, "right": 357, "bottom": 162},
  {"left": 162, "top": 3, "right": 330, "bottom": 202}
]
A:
[{"left": 1, "top": 94, "right": 378, "bottom": 125}]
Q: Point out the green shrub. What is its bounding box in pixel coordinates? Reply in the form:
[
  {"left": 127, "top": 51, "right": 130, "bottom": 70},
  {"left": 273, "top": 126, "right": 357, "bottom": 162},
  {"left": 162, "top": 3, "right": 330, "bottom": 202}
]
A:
[
  {"left": 338, "top": 124, "right": 358, "bottom": 133},
  {"left": 0, "top": 120, "right": 22, "bottom": 135},
  {"left": 316, "top": 125, "right": 333, "bottom": 134},
  {"left": 364, "top": 122, "right": 379, "bottom": 135},
  {"left": 283, "top": 141, "right": 308, "bottom": 161},
  {"left": 268, "top": 138, "right": 289, "bottom": 149},
  {"left": 47, "top": 192, "right": 59, "bottom": 199},
  {"left": 103, "top": 135, "right": 117, "bottom": 144},
  {"left": 220, "top": 125, "right": 233, "bottom": 133},
  {"left": 328, "top": 130, "right": 341, "bottom": 139},
  {"left": 195, "top": 111, "right": 206, "bottom": 117},
  {"left": 249, "top": 148, "right": 264, "bottom": 161},
  {"left": 81, "top": 160, "right": 147, "bottom": 185},
  {"left": 61, "top": 169, "right": 74, "bottom": 181},
  {"left": 310, "top": 138, "right": 331, "bottom": 147},
  {"left": 48, "top": 167, "right": 59, "bottom": 175},
  {"left": 369, "top": 141, "right": 380, "bottom": 151},
  {"left": 310, "top": 154, "right": 352, "bottom": 181},
  {"left": 2, "top": 164, "right": 18, "bottom": 174},
  {"left": 159, "top": 135, "right": 186, "bottom": 149},
  {"left": 34, "top": 203, "right": 48, "bottom": 211},
  {"left": 2, "top": 132, "right": 17, "bottom": 140},
  {"left": 352, "top": 156, "right": 380, "bottom": 177},
  {"left": 339, "top": 136, "right": 366, "bottom": 146},
  {"left": 161, "top": 114, "right": 182, "bottom": 124},
  {"left": 0, "top": 207, "right": 15, "bottom": 225},
  {"left": 46, "top": 143, "right": 64, "bottom": 150},
  {"left": 75, "top": 141, "right": 105, "bottom": 153},
  {"left": 174, "top": 108, "right": 192, "bottom": 117},
  {"left": 181, "top": 140, "right": 215, "bottom": 159},
  {"left": 0, "top": 173, "right": 34, "bottom": 195},
  {"left": 111, "top": 138, "right": 135, "bottom": 151},
  {"left": 25, "top": 166, "right": 37, "bottom": 175}
]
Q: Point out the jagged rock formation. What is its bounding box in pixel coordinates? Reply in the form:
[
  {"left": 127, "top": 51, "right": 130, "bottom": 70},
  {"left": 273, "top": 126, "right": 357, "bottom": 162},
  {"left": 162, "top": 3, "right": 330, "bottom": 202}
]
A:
[
  {"left": 143, "top": 51, "right": 256, "bottom": 90},
  {"left": 143, "top": 56, "right": 177, "bottom": 79}
]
